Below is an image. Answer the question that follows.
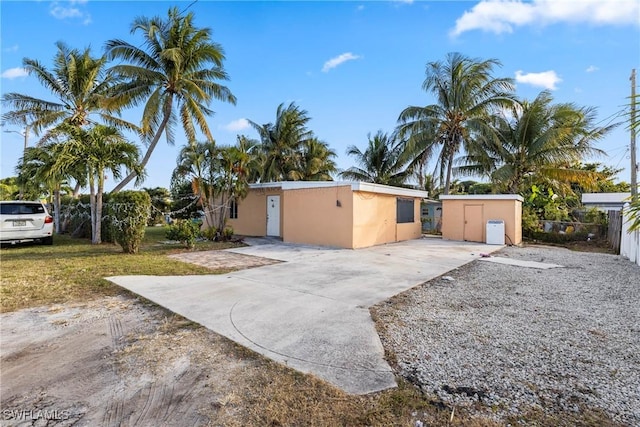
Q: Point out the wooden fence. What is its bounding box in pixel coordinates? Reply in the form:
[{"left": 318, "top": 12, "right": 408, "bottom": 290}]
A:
[{"left": 608, "top": 210, "right": 622, "bottom": 253}]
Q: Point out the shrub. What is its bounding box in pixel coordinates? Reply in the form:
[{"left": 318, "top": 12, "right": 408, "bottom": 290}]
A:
[
  {"left": 202, "top": 226, "right": 217, "bottom": 241},
  {"left": 166, "top": 219, "right": 201, "bottom": 249},
  {"left": 222, "top": 226, "right": 234, "bottom": 241},
  {"left": 109, "top": 191, "right": 151, "bottom": 254}
]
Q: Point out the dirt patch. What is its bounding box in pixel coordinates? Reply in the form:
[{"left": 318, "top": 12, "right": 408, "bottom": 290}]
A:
[
  {"left": 0, "top": 296, "right": 253, "bottom": 426},
  {"left": 168, "top": 250, "right": 281, "bottom": 271}
]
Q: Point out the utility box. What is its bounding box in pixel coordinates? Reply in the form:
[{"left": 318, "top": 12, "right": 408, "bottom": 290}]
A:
[{"left": 486, "top": 220, "right": 505, "bottom": 245}]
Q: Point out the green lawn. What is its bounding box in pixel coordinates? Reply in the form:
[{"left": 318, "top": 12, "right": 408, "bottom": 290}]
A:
[{"left": 0, "top": 227, "right": 242, "bottom": 313}]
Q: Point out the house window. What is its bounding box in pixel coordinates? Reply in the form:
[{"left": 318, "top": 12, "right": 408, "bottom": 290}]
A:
[
  {"left": 229, "top": 199, "right": 238, "bottom": 219},
  {"left": 397, "top": 198, "right": 414, "bottom": 223}
]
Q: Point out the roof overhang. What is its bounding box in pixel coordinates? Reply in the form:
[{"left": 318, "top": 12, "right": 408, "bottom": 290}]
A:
[{"left": 248, "top": 181, "right": 429, "bottom": 199}]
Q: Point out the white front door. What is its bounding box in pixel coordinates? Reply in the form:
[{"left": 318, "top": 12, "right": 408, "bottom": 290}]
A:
[{"left": 266, "top": 195, "right": 280, "bottom": 236}]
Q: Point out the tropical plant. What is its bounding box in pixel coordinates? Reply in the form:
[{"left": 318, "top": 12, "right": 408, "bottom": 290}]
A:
[
  {"left": 460, "top": 91, "right": 614, "bottom": 195},
  {"left": 1, "top": 42, "right": 131, "bottom": 136},
  {"left": 17, "top": 144, "right": 81, "bottom": 233},
  {"left": 340, "top": 130, "right": 410, "bottom": 186},
  {"left": 250, "top": 102, "right": 314, "bottom": 181},
  {"left": 397, "top": 52, "right": 516, "bottom": 194},
  {"left": 166, "top": 219, "right": 201, "bottom": 249},
  {"left": 109, "top": 190, "right": 151, "bottom": 253},
  {"left": 105, "top": 7, "right": 236, "bottom": 192},
  {"left": 49, "top": 124, "right": 142, "bottom": 244},
  {"left": 0, "top": 177, "right": 20, "bottom": 200},
  {"left": 299, "top": 138, "right": 337, "bottom": 181},
  {"left": 172, "top": 138, "right": 252, "bottom": 233}
]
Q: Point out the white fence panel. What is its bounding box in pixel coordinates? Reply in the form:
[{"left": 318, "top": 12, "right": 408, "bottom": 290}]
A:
[{"left": 620, "top": 203, "right": 640, "bottom": 267}]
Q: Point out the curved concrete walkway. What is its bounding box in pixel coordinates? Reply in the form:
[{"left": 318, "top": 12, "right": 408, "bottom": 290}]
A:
[{"left": 107, "top": 238, "right": 500, "bottom": 394}]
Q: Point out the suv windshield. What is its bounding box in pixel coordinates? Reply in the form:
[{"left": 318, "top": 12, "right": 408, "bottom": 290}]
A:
[{"left": 0, "top": 203, "right": 46, "bottom": 215}]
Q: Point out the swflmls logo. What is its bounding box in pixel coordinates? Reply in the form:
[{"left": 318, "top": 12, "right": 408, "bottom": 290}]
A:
[{"left": 2, "top": 409, "right": 70, "bottom": 421}]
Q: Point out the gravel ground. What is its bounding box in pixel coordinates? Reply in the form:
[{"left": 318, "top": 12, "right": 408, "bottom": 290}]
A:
[{"left": 374, "top": 245, "right": 640, "bottom": 425}]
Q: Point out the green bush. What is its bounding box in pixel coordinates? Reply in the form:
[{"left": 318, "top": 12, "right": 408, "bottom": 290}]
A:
[
  {"left": 109, "top": 191, "right": 151, "bottom": 254},
  {"left": 202, "top": 226, "right": 217, "bottom": 241},
  {"left": 166, "top": 219, "right": 201, "bottom": 249},
  {"left": 585, "top": 207, "right": 608, "bottom": 226},
  {"left": 222, "top": 226, "right": 234, "bottom": 241},
  {"left": 522, "top": 205, "right": 541, "bottom": 236}
]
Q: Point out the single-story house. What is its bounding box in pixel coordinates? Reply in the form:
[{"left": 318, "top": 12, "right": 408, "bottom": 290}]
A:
[
  {"left": 582, "top": 192, "right": 631, "bottom": 212},
  {"left": 227, "top": 181, "right": 429, "bottom": 249},
  {"left": 440, "top": 195, "right": 523, "bottom": 246}
]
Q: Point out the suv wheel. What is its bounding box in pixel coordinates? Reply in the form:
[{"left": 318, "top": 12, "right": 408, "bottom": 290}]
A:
[{"left": 42, "top": 236, "right": 53, "bottom": 245}]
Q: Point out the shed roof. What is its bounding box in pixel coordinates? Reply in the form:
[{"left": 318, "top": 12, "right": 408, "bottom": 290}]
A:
[
  {"left": 248, "top": 181, "right": 429, "bottom": 199},
  {"left": 439, "top": 194, "right": 524, "bottom": 202},
  {"left": 581, "top": 193, "right": 631, "bottom": 204}
]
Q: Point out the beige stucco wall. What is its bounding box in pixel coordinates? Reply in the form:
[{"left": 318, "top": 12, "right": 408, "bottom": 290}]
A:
[
  {"left": 352, "top": 192, "right": 422, "bottom": 249},
  {"left": 227, "top": 188, "right": 282, "bottom": 236},
  {"left": 282, "top": 186, "right": 354, "bottom": 248},
  {"left": 231, "top": 185, "right": 424, "bottom": 249},
  {"left": 441, "top": 197, "right": 522, "bottom": 245}
]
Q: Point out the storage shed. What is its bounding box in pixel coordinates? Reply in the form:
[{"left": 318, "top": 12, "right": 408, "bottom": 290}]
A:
[
  {"left": 440, "top": 195, "right": 523, "bottom": 246},
  {"left": 227, "top": 181, "right": 429, "bottom": 249}
]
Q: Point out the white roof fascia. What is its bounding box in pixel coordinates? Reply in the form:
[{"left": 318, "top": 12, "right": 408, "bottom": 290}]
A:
[
  {"left": 582, "top": 193, "right": 631, "bottom": 204},
  {"left": 439, "top": 194, "right": 524, "bottom": 202},
  {"left": 248, "top": 181, "right": 429, "bottom": 198},
  {"left": 351, "top": 182, "right": 429, "bottom": 199}
]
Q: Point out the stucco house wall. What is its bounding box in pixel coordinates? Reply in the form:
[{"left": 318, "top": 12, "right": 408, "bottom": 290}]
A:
[
  {"left": 282, "top": 185, "right": 354, "bottom": 248},
  {"left": 440, "top": 195, "right": 523, "bottom": 245},
  {"left": 226, "top": 187, "right": 282, "bottom": 237},
  {"left": 228, "top": 182, "right": 427, "bottom": 249}
]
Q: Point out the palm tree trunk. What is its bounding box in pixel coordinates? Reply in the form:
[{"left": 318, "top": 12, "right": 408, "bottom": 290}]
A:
[
  {"left": 94, "top": 171, "right": 104, "bottom": 244},
  {"left": 53, "top": 188, "right": 61, "bottom": 234},
  {"left": 443, "top": 155, "right": 454, "bottom": 195},
  {"left": 89, "top": 175, "right": 97, "bottom": 244},
  {"left": 111, "top": 98, "right": 174, "bottom": 193}
]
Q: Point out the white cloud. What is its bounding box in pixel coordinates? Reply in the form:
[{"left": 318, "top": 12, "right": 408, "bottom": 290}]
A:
[
  {"left": 221, "top": 118, "right": 250, "bottom": 132},
  {"left": 50, "top": 1, "right": 92, "bottom": 25},
  {"left": 451, "top": 0, "right": 640, "bottom": 37},
  {"left": 322, "top": 52, "right": 362, "bottom": 73},
  {"left": 357, "top": 5, "right": 365, "bottom": 11},
  {"left": 3, "top": 45, "right": 19, "bottom": 53},
  {"left": 586, "top": 65, "right": 599, "bottom": 73},
  {"left": 1, "top": 68, "right": 28, "bottom": 79},
  {"left": 515, "top": 70, "right": 562, "bottom": 90}
]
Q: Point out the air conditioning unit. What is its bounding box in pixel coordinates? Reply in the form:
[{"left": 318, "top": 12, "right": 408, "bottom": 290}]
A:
[{"left": 486, "top": 220, "right": 505, "bottom": 245}]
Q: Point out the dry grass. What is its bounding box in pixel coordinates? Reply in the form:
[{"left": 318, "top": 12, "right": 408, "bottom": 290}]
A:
[{"left": 0, "top": 227, "right": 241, "bottom": 313}]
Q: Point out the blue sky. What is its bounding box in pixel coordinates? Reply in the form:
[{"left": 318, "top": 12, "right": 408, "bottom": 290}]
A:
[{"left": 1, "top": 0, "right": 639, "bottom": 192}]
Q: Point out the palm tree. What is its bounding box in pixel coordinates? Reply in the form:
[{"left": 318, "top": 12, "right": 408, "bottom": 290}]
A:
[
  {"left": 51, "top": 124, "right": 141, "bottom": 244},
  {"left": 340, "top": 130, "right": 410, "bottom": 186},
  {"left": 106, "top": 7, "right": 236, "bottom": 192},
  {"left": 459, "top": 91, "right": 614, "bottom": 194},
  {"left": 249, "top": 102, "right": 314, "bottom": 182},
  {"left": 298, "top": 138, "right": 337, "bottom": 181},
  {"left": 397, "top": 52, "right": 516, "bottom": 195},
  {"left": 172, "top": 139, "right": 252, "bottom": 232},
  {"left": 1, "top": 42, "right": 132, "bottom": 137}
]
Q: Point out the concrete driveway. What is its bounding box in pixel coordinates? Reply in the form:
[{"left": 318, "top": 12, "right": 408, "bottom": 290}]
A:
[{"left": 107, "top": 238, "right": 500, "bottom": 394}]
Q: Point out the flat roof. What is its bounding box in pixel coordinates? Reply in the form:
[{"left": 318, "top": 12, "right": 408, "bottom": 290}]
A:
[
  {"left": 582, "top": 193, "right": 631, "bottom": 204},
  {"left": 439, "top": 194, "right": 524, "bottom": 201},
  {"left": 248, "top": 181, "right": 429, "bottom": 199}
]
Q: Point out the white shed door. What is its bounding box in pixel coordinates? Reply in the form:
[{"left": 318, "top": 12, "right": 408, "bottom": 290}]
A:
[{"left": 266, "top": 195, "right": 280, "bottom": 236}]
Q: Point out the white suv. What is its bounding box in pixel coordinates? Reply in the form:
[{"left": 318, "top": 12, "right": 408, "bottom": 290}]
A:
[{"left": 0, "top": 201, "right": 54, "bottom": 245}]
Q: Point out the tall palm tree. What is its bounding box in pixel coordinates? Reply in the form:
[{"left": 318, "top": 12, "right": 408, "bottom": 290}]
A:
[
  {"left": 51, "top": 124, "right": 142, "bottom": 244},
  {"left": 397, "top": 52, "right": 516, "bottom": 195},
  {"left": 1, "top": 42, "right": 131, "bottom": 137},
  {"left": 298, "top": 138, "right": 337, "bottom": 181},
  {"left": 249, "top": 102, "right": 314, "bottom": 182},
  {"left": 106, "top": 7, "right": 237, "bottom": 192},
  {"left": 459, "top": 91, "right": 614, "bottom": 194},
  {"left": 340, "top": 130, "right": 410, "bottom": 186}
]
